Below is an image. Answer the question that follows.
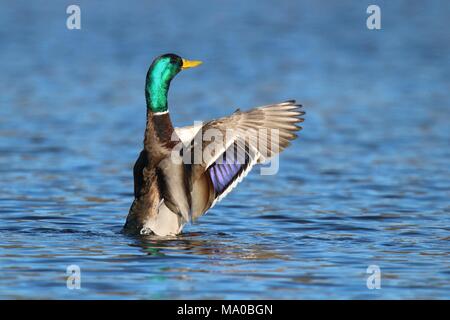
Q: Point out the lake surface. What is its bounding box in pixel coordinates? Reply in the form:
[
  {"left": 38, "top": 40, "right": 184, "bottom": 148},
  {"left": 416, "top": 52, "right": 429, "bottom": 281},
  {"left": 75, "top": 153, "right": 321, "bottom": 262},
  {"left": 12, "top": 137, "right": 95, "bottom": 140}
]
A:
[{"left": 0, "top": 1, "right": 449, "bottom": 299}]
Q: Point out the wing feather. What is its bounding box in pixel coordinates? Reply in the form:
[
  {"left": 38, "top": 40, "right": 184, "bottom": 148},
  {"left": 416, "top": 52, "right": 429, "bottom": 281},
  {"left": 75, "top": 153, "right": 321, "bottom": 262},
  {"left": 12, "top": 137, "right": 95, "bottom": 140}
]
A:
[{"left": 185, "top": 100, "right": 304, "bottom": 216}]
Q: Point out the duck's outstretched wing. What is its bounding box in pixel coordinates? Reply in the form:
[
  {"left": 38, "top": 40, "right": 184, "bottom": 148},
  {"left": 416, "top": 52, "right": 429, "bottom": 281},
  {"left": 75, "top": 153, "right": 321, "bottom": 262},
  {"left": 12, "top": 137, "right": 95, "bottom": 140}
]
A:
[{"left": 184, "top": 100, "right": 304, "bottom": 218}]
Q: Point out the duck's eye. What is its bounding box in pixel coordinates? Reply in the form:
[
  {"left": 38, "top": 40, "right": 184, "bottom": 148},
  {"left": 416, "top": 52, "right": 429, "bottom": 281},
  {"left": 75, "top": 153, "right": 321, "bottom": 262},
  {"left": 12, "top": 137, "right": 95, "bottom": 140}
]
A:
[{"left": 168, "top": 56, "right": 177, "bottom": 65}]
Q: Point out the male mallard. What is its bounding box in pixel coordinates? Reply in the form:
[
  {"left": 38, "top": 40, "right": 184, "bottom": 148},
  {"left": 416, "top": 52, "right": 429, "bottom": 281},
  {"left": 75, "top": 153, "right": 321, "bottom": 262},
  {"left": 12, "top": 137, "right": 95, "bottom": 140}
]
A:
[{"left": 124, "top": 53, "right": 304, "bottom": 236}]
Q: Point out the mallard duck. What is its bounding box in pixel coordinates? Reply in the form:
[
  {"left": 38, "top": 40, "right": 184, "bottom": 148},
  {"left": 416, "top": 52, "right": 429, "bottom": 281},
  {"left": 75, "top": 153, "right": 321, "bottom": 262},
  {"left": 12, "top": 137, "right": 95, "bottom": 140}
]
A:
[{"left": 124, "top": 53, "right": 304, "bottom": 236}]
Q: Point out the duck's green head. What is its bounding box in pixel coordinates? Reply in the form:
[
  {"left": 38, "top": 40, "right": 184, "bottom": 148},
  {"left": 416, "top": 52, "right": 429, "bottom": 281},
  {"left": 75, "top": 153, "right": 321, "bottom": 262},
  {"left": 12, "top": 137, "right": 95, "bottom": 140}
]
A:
[{"left": 145, "top": 53, "right": 202, "bottom": 113}]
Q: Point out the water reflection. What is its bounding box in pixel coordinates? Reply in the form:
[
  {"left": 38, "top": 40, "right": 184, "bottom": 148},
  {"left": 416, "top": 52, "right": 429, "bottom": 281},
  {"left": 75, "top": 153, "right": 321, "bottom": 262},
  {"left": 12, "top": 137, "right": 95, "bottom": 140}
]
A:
[{"left": 130, "top": 232, "right": 289, "bottom": 261}]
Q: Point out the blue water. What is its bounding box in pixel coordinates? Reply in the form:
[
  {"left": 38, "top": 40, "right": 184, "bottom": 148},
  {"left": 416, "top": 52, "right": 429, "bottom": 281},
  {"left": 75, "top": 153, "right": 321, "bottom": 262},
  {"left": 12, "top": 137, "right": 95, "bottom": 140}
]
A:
[{"left": 0, "top": 0, "right": 449, "bottom": 299}]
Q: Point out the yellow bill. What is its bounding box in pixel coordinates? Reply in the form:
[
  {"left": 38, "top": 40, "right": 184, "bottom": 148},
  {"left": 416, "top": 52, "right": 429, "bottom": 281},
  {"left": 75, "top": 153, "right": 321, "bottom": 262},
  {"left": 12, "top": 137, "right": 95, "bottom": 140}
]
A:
[{"left": 182, "top": 58, "right": 203, "bottom": 69}]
